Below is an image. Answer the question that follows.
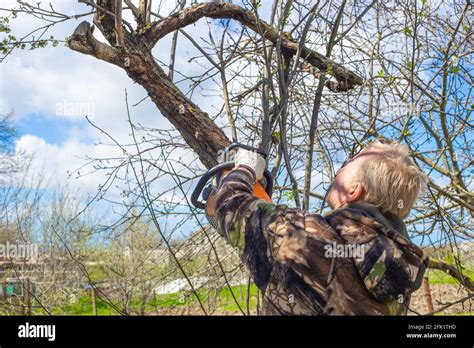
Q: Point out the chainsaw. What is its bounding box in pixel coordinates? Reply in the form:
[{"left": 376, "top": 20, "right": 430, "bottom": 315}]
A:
[{"left": 191, "top": 143, "right": 273, "bottom": 233}]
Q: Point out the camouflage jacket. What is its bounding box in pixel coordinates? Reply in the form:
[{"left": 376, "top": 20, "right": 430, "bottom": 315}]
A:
[{"left": 214, "top": 166, "right": 428, "bottom": 315}]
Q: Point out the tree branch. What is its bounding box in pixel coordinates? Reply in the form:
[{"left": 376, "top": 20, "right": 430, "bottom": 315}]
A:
[
  {"left": 114, "top": 0, "right": 124, "bottom": 47},
  {"left": 68, "top": 21, "right": 120, "bottom": 65},
  {"left": 69, "top": 22, "right": 228, "bottom": 168},
  {"left": 143, "top": 2, "right": 364, "bottom": 91},
  {"left": 428, "top": 257, "right": 474, "bottom": 291},
  {"left": 139, "top": 0, "right": 151, "bottom": 26}
]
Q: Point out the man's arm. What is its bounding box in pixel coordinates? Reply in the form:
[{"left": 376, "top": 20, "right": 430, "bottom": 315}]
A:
[{"left": 214, "top": 166, "right": 338, "bottom": 292}]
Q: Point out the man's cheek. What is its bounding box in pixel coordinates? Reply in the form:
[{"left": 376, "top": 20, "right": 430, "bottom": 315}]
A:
[{"left": 326, "top": 187, "right": 336, "bottom": 209}]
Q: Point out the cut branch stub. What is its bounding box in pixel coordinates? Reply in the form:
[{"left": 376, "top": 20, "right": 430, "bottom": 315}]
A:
[
  {"left": 138, "top": 0, "right": 151, "bottom": 26},
  {"left": 68, "top": 21, "right": 120, "bottom": 65}
]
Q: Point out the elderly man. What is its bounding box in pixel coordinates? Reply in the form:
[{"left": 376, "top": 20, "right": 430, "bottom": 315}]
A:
[{"left": 214, "top": 141, "right": 428, "bottom": 315}]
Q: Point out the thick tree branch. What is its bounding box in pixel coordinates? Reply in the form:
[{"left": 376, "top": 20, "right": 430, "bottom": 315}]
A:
[
  {"left": 143, "top": 2, "right": 364, "bottom": 91},
  {"left": 428, "top": 257, "right": 474, "bottom": 292},
  {"left": 69, "top": 19, "right": 229, "bottom": 168},
  {"left": 70, "top": 0, "right": 231, "bottom": 168},
  {"left": 68, "top": 1, "right": 364, "bottom": 168},
  {"left": 68, "top": 21, "right": 121, "bottom": 65}
]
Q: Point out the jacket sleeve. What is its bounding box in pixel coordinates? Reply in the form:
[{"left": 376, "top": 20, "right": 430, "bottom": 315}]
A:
[{"left": 214, "top": 166, "right": 339, "bottom": 292}]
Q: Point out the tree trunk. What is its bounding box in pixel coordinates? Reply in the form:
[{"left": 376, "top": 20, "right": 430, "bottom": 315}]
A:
[
  {"left": 68, "top": 1, "right": 363, "bottom": 169},
  {"left": 69, "top": 21, "right": 229, "bottom": 168}
]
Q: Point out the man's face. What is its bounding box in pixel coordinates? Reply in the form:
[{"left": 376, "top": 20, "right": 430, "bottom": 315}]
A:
[{"left": 327, "top": 148, "right": 380, "bottom": 210}]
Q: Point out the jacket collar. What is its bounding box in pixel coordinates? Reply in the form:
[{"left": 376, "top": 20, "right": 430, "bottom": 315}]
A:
[{"left": 326, "top": 201, "right": 408, "bottom": 238}]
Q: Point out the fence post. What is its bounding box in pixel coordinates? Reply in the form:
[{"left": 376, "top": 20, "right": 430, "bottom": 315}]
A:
[
  {"left": 91, "top": 287, "right": 97, "bottom": 315},
  {"left": 422, "top": 276, "right": 434, "bottom": 313},
  {"left": 26, "top": 278, "right": 32, "bottom": 315},
  {"left": 20, "top": 283, "right": 25, "bottom": 315}
]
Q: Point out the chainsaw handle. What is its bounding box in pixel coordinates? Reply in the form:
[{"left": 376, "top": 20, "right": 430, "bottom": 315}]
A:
[
  {"left": 191, "top": 162, "right": 233, "bottom": 209},
  {"left": 191, "top": 161, "right": 273, "bottom": 209}
]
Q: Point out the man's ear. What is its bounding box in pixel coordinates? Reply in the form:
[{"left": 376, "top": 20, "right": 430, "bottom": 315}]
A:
[{"left": 346, "top": 182, "right": 365, "bottom": 203}]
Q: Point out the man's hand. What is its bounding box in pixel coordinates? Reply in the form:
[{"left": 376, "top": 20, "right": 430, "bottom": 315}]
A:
[{"left": 234, "top": 149, "right": 266, "bottom": 181}]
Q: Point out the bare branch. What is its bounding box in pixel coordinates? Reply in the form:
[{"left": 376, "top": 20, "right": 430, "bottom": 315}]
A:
[
  {"left": 114, "top": 0, "right": 124, "bottom": 47},
  {"left": 144, "top": 2, "right": 364, "bottom": 91},
  {"left": 428, "top": 258, "right": 474, "bottom": 291}
]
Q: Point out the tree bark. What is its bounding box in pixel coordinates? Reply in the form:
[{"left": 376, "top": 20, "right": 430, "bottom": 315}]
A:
[
  {"left": 69, "top": 1, "right": 363, "bottom": 169},
  {"left": 69, "top": 21, "right": 228, "bottom": 168},
  {"left": 422, "top": 276, "right": 434, "bottom": 313},
  {"left": 144, "top": 2, "right": 363, "bottom": 91},
  {"left": 428, "top": 257, "right": 474, "bottom": 291}
]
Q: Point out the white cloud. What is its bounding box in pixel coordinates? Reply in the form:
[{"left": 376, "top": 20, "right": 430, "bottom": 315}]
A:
[
  {"left": 1, "top": 42, "right": 141, "bottom": 120},
  {"left": 1, "top": 0, "right": 240, "bottom": 206},
  {"left": 14, "top": 130, "right": 205, "bottom": 209},
  {"left": 14, "top": 134, "right": 117, "bottom": 194}
]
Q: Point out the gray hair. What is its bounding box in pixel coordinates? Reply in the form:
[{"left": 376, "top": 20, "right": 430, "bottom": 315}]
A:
[{"left": 360, "top": 141, "right": 428, "bottom": 217}]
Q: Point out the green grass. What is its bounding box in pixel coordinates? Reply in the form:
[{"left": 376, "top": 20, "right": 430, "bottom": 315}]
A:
[
  {"left": 434, "top": 311, "right": 474, "bottom": 316},
  {"left": 57, "top": 284, "right": 260, "bottom": 315},
  {"left": 36, "top": 266, "right": 474, "bottom": 315},
  {"left": 147, "top": 284, "right": 259, "bottom": 313},
  {"left": 214, "top": 284, "right": 258, "bottom": 312},
  {"left": 64, "top": 296, "right": 119, "bottom": 315},
  {"left": 427, "top": 268, "right": 474, "bottom": 285}
]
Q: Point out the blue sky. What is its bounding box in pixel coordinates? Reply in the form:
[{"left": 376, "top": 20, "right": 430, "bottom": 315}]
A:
[
  {"left": 1, "top": 0, "right": 201, "bottom": 188},
  {"left": 15, "top": 113, "right": 90, "bottom": 146},
  {"left": 0, "top": 0, "right": 230, "bottom": 238},
  {"left": 1, "top": 0, "right": 471, "bottom": 245}
]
